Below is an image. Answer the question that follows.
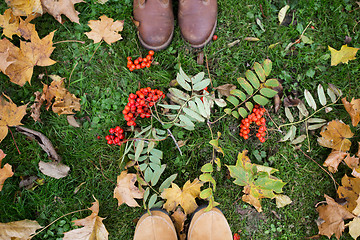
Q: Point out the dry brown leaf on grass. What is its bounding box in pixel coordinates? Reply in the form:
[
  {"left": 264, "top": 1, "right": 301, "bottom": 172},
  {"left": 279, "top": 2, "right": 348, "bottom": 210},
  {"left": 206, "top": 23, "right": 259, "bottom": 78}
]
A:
[
  {"left": 0, "top": 149, "right": 14, "bottom": 191},
  {"left": 347, "top": 217, "right": 360, "bottom": 239},
  {"left": 85, "top": 15, "right": 124, "bottom": 45},
  {"left": 0, "top": 219, "right": 42, "bottom": 239},
  {"left": 0, "top": 94, "right": 27, "bottom": 143},
  {"left": 0, "top": 9, "right": 20, "bottom": 39},
  {"left": 214, "top": 84, "right": 236, "bottom": 97},
  {"left": 328, "top": 44, "right": 359, "bottom": 66},
  {"left": 342, "top": 97, "right": 360, "bottom": 127},
  {"left": 41, "top": 0, "right": 84, "bottom": 24},
  {"left": 353, "top": 196, "right": 360, "bottom": 216},
  {"left": 38, "top": 161, "right": 70, "bottom": 179},
  {"left": 317, "top": 120, "right": 353, "bottom": 152},
  {"left": 344, "top": 155, "right": 360, "bottom": 169},
  {"left": 323, "top": 150, "right": 348, "bottom": 173},
  {"left": 113, "top": 170, "right": 144, "bottom": 207},
  {"left": 337, "top": 175, "right": 360, "bottom": 213},
  {"left": 5, "top": 0, "right": 43, "bottom": 16},
  {"left": 63, "top": 198, "right": 109, "bottom": 240},
  {"left": 161, "top": 178, "right": 203, "bottom": 215},
  {"left": 316, "top": 194, "right": 355, "bottom": 240},
  {"left": 171, "top": 207, "right": 186, "bottom": 240},
  {"left": 0, "top": 47, "right": 14, "bottom": 73}
]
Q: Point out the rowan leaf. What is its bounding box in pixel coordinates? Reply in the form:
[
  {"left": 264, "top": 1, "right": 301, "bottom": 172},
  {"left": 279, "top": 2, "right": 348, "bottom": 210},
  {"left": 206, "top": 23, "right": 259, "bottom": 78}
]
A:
[
  {"left": 317, "top": 84, "right": 327, "bottom": 106},
  {"left": 278, "top": 5, "right": 290, "bottom": 25},
  {"left": 0, "top": 149, "right": 14, "bottom": 191},
  {"left": 342, "top": 97, "right": 360, "bottom": 127},
  {"left": 274, "top": 194, "right": 292, "bottom": 208},
  {"left": 318, "top": 120, "right": 353, "bottom": 152},
  {"left": 63, "top": 198, "right": 109, "bottom": 240},
  {"left": 161, "top": 178, "right": 203, "bottom": 215},
  {"left": 85, "top": 15, "right": 124, "bottom": 45},
  {"left": 41, "top": 0, "right": 84, "bottom": 24},
  {"left": 113, "top": 170, "right": 144, "bottom": 207},
  {"left": 0, "top": 219, "right": 42, "bottom": 239},
  {"left": 245, "top": 70, "right": 260, "bottom": 89},
  {"left": 328, "top": 44, "right": 359, "bottom": 66}
]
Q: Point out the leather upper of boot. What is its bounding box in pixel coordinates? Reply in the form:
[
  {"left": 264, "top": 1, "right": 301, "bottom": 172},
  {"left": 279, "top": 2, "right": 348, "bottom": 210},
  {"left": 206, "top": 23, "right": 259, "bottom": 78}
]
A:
[
  {"left": 133, "top": 210, "right": 177, "bottom": 240},
  {"left": 133, "top": 0, "right": 174, "bottom": 50},
  {"left": 178, "top": 0, "right": 217, "bottom": 47},
  {"left": 188, "top": 207, "right": 232, "bottom": 240}
]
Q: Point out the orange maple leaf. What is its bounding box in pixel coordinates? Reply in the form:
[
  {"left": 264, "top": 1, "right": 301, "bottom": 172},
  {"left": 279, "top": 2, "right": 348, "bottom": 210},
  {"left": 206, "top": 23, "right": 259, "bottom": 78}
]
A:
[
  {"left": 85, "top": 15, "right": 124, "bottom": 45},
  {"left": 0, "top": 47, "right": 14, "bottom": 73},
  {"left": 0, "top": 9, "right": 20, "bottom": 39},
  {"left": 113, "top": 170, "right": 144, "bottom": 207},
  {"left": 0, "top": 219, "right": 42, "bottom": 239},
  {"left": 323, "top": 150, "right": 348, "bottom": 173},
  {"left": 41, "top": 0, "right": 84, "bottom": 24},
  {"left": 0, "top": 149, "right": 14, "bottom": 191},
  {"left": 337, "top": 175, "right": 360, "bottom": 213},
  {"left": 342, "top": 97, "right": 360, "bottom": 127},
  {"left": 317, "top": 120, "right": 353, "bottom": 152}
]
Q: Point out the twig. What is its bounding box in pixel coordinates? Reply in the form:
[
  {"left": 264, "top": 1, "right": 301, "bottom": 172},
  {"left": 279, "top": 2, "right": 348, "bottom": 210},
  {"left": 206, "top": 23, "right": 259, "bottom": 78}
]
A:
[
  {"left": 314, "top": 201, "right": 327, "bottom": 208},
  {"left": 296, "top": 148, "right": 339, "bottom": 190},
  {"left": 207, "top": 121, "right": 216, "bottom": 163},
  {"left": 29, "top": 209, "right": 88, "bottom": 239},
  {"left": 99, "top": 157, "right": 116, "bottom": 185},
  {"left": 68, "top": 62, "right": 79, "bottom": 86},
  {"left": 204, "top": 52, "right": 213, "bottom": 88},
  {"left": 264, "top": 109, "right": 280, "bottom": 130},
  {"left": 259, "top": 4, "right": 266, "bottom": 18},
  {"left": 8, "top": 126, "right": 21, "bottom": 154},
  {"left": 87, "top": 41, "right": 102, "bottom": 64},
  {"left": 53, "top": 40, "right": 85, "bottom": 45}
]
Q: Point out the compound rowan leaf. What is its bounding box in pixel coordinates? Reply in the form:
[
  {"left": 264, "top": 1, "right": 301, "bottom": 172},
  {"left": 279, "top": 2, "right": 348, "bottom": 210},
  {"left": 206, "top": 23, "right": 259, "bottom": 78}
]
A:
[
  {"left": 113, "top": 170, "right": 144, "bottom": 207},
  {"left": 342, "top": 97, "right": 360, "bottom": 127},
  {"left": 0, "top": 149, "right": 14, "bottom": 191},
  {"left": 0, "top": 219, "right": 42, "bottom": 239},
  {"left": 85, "top": 15, "right": 124, "bottom": 45},
  {"left": 328, "top": 45, "right": 359, "bottom": 66},
  {"left": 63, "top": 198, "right": 109, "bottom": 240},
  {"left": 5, "top": 0, "right": 43, "bottom": 16},
  {"left": 161, "top": 178, "right": 203, "bottom": 215},
  {"left": 41, "top": 0, "right": 84, "bottom": 24},
  {"left": 316, "top": 194, "right": 354, "bottom": 240},
  {"left": 317, "top": 120, "right": 353, "bottom": 152}
]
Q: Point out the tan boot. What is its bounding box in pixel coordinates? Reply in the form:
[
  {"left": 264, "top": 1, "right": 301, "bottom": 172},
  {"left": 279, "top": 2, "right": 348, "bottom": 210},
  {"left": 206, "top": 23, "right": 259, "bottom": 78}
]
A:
[
  {"left": 187, "top": 207, "right": 232, "bottom": 240},
  {"left": 133, "top": 210, "right": 178, "bottom": 240},
  {"left": 178, "top": 0, "right": 217, "bottom": 48},
  {"left": 133, "top": 0, "right": 174, "bottom": 50}
]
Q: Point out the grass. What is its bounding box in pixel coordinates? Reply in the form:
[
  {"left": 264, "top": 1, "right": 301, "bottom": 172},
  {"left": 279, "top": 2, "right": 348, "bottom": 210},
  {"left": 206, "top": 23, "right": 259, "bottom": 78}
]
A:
[{"left": 1, "top": 0, "right": 360, "bottom": 239}]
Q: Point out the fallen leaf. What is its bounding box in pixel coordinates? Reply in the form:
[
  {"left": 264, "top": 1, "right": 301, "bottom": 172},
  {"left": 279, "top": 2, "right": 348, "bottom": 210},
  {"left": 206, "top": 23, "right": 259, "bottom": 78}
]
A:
[
  {"left": 244, "top": 37, "right": 260, "bottom": 42},
  {"left": 52, "top": 91, "right": 81, "bottom": 115},
  {"left": 342, "top": 97, "right": 360, "bottom": 127},
  {"left": 161, "top": 178, "right": 203, "bottom": 215},
  {"left": 317, "top": 120, "right": 353, "bottom": 152},
  {"left": 171, "top": 207, "right": 186, "bottom": 240},
  {"left": 19, "top": 175, "right": 39, "bottom": 189},
  {"left": 274, "top": 194, "right": 292, "bottom": 208},
  {"left": 0, "top": 219, "right": 42, "bottom": 239},
  {"left": 197, "top": 51, "right": 204, "bottom": 65},
  {"left": 41, "top": 0, "right": 84, "bottom": 24},
  {"left": 227, "top": 39, "right": 240, "bottom": 47},
  {"left": 30, "top": 91, "right": 44, "bottom": 122},
  {"left": 344, "top": 154, "right": 360, "bottom": 169},
  {"left": 0, "top": 47, "right": 14, "bottom": 73},
  {"left": 348, "top": 217, "right": 360, "bottom": 239},
  {"left": 357, "top": 142, "right": 360, "bottom": 158},
  {"left": 353, "top": 167, "right": 360, "bottom": 178},
  {"left": 323, "top": 150, "right": 348, "bottom": 173},
  {"left": 5, "top": 0, "right": 43, "bottom": 16},
  {"left": 328, "top": 45, "right": 359, "bottom": 66},
  {"left": 214, "top": 84, "right": 236, "bottom": 97},
  {"left": 38, "top": 161, "right": 70, "bottom": 179},
  {"left": 353, "top": 196, "right": 360, "bottom": 216},
  {"left": 113, "top": 170, "right": 144, "bottom": 207},
  {"left": 0, "top": 149, "right": 14, "bottom": 191},
  {"left": 67, "top": 115, "right": 81, "bottom": 127},
  {"left": 18, "top": 15, "right": 38, "bottom": 40},
  {"left": 337, "top": 175, "right": 360, "bottom": 213},
  {"left": 0, "top": 94, "right": 27, "bottom": 142},
  {"left": 63, "top": 198, "right": 109, "bottom": 240},
  {"left": 0, "top": 9, "right": 20, "bottom": 39},
  {"left": 283, "top": 97, "right": 301, "bottom": 107},
  {"left": 316, "top": 194, "right": 354, "bottom": 240},
  {"left": 85, "top": 15, "right": 124, "bottom": 45},
  {"left": 278, "top": 5, "right": 290, "bottom": 25}
]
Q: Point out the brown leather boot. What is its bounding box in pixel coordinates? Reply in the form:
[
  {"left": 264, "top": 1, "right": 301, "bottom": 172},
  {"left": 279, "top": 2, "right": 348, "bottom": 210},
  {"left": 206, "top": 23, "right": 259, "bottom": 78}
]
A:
[
  {"left": 133, "top": 0, "right": 174, "bottom": 50},
  {"left": 187, "top": 207, "right": 232, "bottom": 240},
  {"left": 133, "top": 210, "right": 178, "bottom": 240},
  {"left": 178, "top": 0, "right": 217, "bottom": 48}
]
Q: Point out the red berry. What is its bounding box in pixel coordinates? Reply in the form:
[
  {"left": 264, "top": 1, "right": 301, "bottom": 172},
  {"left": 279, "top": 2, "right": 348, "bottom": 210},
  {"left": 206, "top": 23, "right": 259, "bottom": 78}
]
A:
[
  {"left": 212, "top": 35, "right": 218, "bottom": 41},
  {"left": 233, "top": 233, "right": 241, "bottom": 240},
  {"left": 136, "top": 64, "right": 141, "bottom": 69},
  {"left": 149, "top": 50, "right": 155, "bottom": 56},
  {"left": 107, "top": 140, "right": 113, "bottom": 144},
  {"left": 109, "top": 128, "right": 115, "bottom": 134},
  {"left": 115, "top": 126, "right": 121, "bottom": 132},
  {"left": 97, "top": 136, "right": 101, "bottom": 140},
  {"left": 138, "top": 57, "right": 143, "bottom": 62},
  {"left": 105, "top": 135, "right": 111, "bottom": 140},
  {"left": 243, "top": 135, "right": 249, "bottom": 140},
  {"left": 127, "top": 56, "right": 131, "bottom": 61}
]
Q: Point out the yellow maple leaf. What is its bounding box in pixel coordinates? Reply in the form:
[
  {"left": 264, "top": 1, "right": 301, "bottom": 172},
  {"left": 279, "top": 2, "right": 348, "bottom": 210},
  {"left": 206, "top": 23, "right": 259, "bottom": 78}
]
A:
[
  {"left": 0, "top": 9, "right": 20, "bottom": 39},
  {"left": 0, "top": 219, "right": 42, "bottom": 239},
  {"left": 5, "top": 0, "right": 43, "bottom": 16},
  {"left": 18, "top": 15, "right": 38, "bottom": 40},
  {"left": 85, "top": 15, "right": 124, "bottom": 45},
  {"left": 41, "top": 0, "right": 84, "bottom": 24},
  {"left": 113, "top": 170, "right": 144, "bottom": 207},
  {"left": 317, "top": 120, "right": 353, "bottom": 152},
  {"left": 328, "top": 44, "right": 359, "bottom": 66},
  {"left": 161, "top": 178, "right": 203, "bottom": 215},
  {"left": 337, "top": 175, "right": 360, "bottom": 213},
  {"left": 0, "top": 47, "right": 14, "bottom": 74},
  {"left": 342, "top": 97, "right": 360, "bottom": 127},
  {"left": 63, "top": 198, "right": 109, "bottom": 240},
  {"left": 348, "top": 217, "right": 360, "bottom": 240},
  {"left": 0, "top": 149, "right": 14, "bottom": 191},
  {"left": 0, "top": 94, "right": 27, "bottom": 142}
]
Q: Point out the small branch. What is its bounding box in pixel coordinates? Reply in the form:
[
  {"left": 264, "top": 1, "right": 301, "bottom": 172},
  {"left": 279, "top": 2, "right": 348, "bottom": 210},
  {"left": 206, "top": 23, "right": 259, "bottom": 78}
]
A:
[
  {"left": 8, "top": 126, "right": 21, "bottom": 154},
  {"left": 68, "top": 62, "right": 79, "bottom": 86},
  {"left": 53, "top": 40, "right": 85, "bottom": 45},
  {"left": 204, "top": 52, "right": 213, "bottom": 88},
  {"left": 207, "top": 121, "right": 216, "bottom": 163},
  {"left": 99, "top": 157, "right": 116, "bottom": 185},
  {"left": 87, "top": 41, "right": 102, "bottom": 64},
  {"left": 296, "top": 148, "right": 339, "bottom": 191},
  {"left": 264, "top": 109, "right": 280, "bottom": 130}
]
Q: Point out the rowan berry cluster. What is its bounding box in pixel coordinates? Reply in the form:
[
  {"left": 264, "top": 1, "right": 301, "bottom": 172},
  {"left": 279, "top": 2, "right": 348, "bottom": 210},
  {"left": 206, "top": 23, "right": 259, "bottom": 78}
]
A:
[
  {"left": 122, "top": 87, "right": 165, "bottom": 126},
  {"left": 126, "top": 50, "right": 155, "bottom": 71},
  {"left": 239, "top": 105, "right": 267, "bottom": 143},
  {"left": 105, "top": 126, "right": 126, "bottom": 145}
]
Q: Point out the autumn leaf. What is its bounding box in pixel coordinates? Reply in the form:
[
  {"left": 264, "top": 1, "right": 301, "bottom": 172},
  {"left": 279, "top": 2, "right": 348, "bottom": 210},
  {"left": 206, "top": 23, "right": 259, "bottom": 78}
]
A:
[
  {"left": 337, "top": 175, "right": 360, "bottom": 213},
  {"left": 328, "top": 44, "right": 359, "bottom": 66},
  {"left": 113, "top": 170, "right": 144, "bottom": 207},
  {"left": 161, "top": 178, "right": 203, "bottom": 215},
  {"left": 0, "top": 47, "right": 14, "bottom": 73},
  {"left": 0, "top": 9, "right": 20, "bottom": 39},
  {"left": 323, "top": 150, "right": 348, "bottom": 173},
  {"left": 316, "top": 194, "right": 354, "bottom": 240},
  {"left": 171, "top": 207, "right": 186, "bottom": 240},
  {"left": 353, "top": 196, "right": 360, "bottom": 216},
  {"left": 344, "top": 154, "right": 360, "bottom": 169},
  {"left": 41, "top": 0, "right": 84, "bottom": 24},
  {"left": 226, "top": 150, "right": 288, "bottom": 212},
  {"left": 18, "top": 15, "right": 38, "bottom": 40},
  {"left": 214, "top": 84, "right": 236, "bottom": 97},
  {"left": 63, "top": 198, "right": 109, "bottom": 240},
  {"left": 317, "top": 120, "right": 353, "bottom": 152},
  {"left": 85, "top": 15, "right": 124, "bottom": 45},
  {"left": 0, "top": 149, "right": 14, "bottom": 191},
  {"left": 5, "top": 0, "right": 43, "bottom": 16},
  {"left": 342, "top": 97, "right": 360, "bottom": 127},
  {"left": 0, "top": 219, "right": 42, "bottom": 239},
  {"left": 348, "top": 217, "right": 360, "bottom": 239},
  {"left": 0, "top": 94, "right": 27, "bottom": 142}
]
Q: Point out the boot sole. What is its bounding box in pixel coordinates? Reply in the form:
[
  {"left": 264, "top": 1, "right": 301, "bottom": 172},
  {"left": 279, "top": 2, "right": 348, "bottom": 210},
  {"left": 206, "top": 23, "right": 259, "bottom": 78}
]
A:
[{"left": 137, "top": 28, "right": 174, "bottom": 51}]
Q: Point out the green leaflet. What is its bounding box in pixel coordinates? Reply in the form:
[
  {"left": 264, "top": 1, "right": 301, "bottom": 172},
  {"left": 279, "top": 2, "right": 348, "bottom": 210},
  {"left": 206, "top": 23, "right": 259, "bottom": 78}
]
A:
[
  {"left": 157, "top": 104, "right": 181, "bottom": 110},
  {"left": 159, "top": 174, "right": 177, "bottom": 192},
  {"left": 232, "top": 111, "right": 240, "bottom": 119},
  {"left": 260, "top": 88, "right": 278, "bottom": 98},
  {"left": 227, "top": 96, "right": 239, "bottom": 107},
  {"left": 200, "top": 188, "right": 213, "bottom": 199},
  {"left": 253, "top": 62, "right": 266, "bottom": 82},
  {"left": 148, "top": 194, "right": 157, "bottom": 209},
  {"left": 237, "top": 77, "right": 254, "bottom": 95},
  {"left": 176, "top": 73, "right": 191, "bottom": 91},
  {"left": 201, "top": 163, "right": 213, "bottom": 173},
  {"left": 238, "top": 107, "right": 248, "bottom": 118},
  {"left": 183, "top": 107, "right": 205, "bottom": 122},
  {"left": 192, "top": 72, "right": 205, "bottom": 84},
  {"left": 245, "top": 70, "right": 260, "bottom": 89},
  {"left": 262, "top": 59, "right": 272, "bottom": 77},
  {"left": 264, "top": 79, "right": 279, "bottom": 87},
  {"left": 168, "top": 88, "right": 190, "bottom": 100},
  {"left": 253, "top": 95, "right": 269, "bottom": 106},
  {"left": 245, "top": 102, "right": 253, "bottom": 112},
  {"left": 230, "top": 89, "right": 246, "bottom": 101},
  {"left": 193, "top": 78, "right": 211, "bottom": 91},
  {"left": 224, "top": 108, "right": 232, "bottom": 115}
]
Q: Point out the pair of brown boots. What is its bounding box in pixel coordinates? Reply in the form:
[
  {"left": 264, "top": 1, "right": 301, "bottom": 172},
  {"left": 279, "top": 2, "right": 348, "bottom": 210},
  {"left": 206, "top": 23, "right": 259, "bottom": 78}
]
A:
[
  {"left": 133, "top": 208, "right": 232, "bottom": 240},
  {"left": 133, "top": 0, "right": 217, "bottom": 50}
]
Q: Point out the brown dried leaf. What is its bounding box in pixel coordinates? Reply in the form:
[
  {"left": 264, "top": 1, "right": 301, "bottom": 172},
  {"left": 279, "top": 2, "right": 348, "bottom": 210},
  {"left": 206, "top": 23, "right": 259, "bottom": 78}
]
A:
[
  {"left": 67, "top": 115, "right": 81, "bottom": 127},
  {"left": 197, "top": 51, "right": 204, "bottom": 65},
  {"left": 0, "top": 9, "right": 20, "bottom": 39},
  {"left": 18, "top": 15, "right": 38, "bottom": 40},
  {"left": 63, "top": 198, "right": 109, "bottom": 240},
  {"left": 38, "top": 161, "right": 70, "bottom": 179},
  {"left": 357, "top": 142, "right": 360, "bottom": 158},
  {"left": 85, "top": 15, "right": 124, "bottom": 45},
  {"left": 317, "top": 120, "right": 353, "bottom": 152},
  {"left": 342, "top": 97, "right": 360, "bottom": 127},
  {"left": 41, "top": 0, "right": 84, "bottom": 24},
  {"left": 0, "top": 47, "right": 14, "bottom": 73},
  {"left": 214, "top": 84, "right": 236, "bottom": 97},
  {"left": 353, "top": 196, "right": 360, "bottom": 216},
  {"left": 171, "top": 207, "right": 186, "bottom": 240},
  {"left": 0, "top": 149, "right": 14, "bottom": 191},
  {"left": 0, "top": 219, "right": 42, "bottom": 239},
  {"left": 337, "top": 175, "right": 360, "bottom": 213},
  {"left": 5, "top": 0, "right": 43, "bottom": 16},
  {"left": 30, "top": 91, "right": 44, "bottom": 122},
  {"left": 344, "top": 155, "right": 360, "bottom": 169},
  {"left": 316, "top": 194, "right": 354, "bottom": 239},
  {"left": 283, "top": 96, "right": 301, "bottom": 107},
  {"left": 52, "top": 91, "right": 81, "bottom": 115},
  {"left": 323, "top": 150, "right": 348, "bottom": 173},
  {"left": 113, "top": 170, "right": 144, "bottom": 207}
]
